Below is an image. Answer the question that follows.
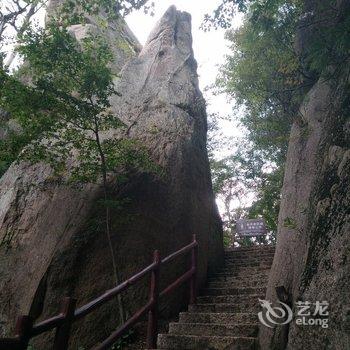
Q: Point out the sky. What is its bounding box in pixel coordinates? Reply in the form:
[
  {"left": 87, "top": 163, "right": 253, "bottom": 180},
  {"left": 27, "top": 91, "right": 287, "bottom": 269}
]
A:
[{"left": 126, "top": 0, "right": 243, "bottom": 139}]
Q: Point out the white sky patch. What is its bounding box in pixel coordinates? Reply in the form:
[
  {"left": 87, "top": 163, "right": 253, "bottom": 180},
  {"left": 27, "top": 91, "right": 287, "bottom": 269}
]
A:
[{"left": 1, "top": 0, "right": 47, "bottom": 69}]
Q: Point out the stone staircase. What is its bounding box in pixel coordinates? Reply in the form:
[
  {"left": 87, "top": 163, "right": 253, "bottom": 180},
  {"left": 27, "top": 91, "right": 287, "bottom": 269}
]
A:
[{"left": 157, "top": 245, "right": 275, "bottom": 349}]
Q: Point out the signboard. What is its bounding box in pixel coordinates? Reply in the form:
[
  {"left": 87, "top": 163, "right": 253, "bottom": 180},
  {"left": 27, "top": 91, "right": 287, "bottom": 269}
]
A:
[{"left": 236, "top": 218, "right": 267, "bottom": 237}]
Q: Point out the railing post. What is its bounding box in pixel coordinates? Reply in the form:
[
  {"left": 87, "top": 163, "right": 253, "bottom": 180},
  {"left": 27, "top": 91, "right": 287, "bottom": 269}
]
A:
[
  {"left": 53, "top": 297, "right": 77, "bottom": 350},
  {"left": 15, "top": 315, "right": 33, "bottom": 349},
  {"left": 190, "top": 234, "right": 198, "bottom": 305},
  {"left": 146, "top": 250, "right": 161, "bottom": 349}
]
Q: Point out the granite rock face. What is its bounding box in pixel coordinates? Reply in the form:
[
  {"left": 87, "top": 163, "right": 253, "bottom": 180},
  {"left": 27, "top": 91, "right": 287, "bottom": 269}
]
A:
[
  {"left": 0, "top": 1, "right": 140, "bottom": 152},
  {"left": 46, "top": 0, "right": 142, "bottom": 75},
  {"left": 0, "top": 6, "right": 223, "bottom": 348},
  {"left": 259, "top": 1, "right": 350, "bottom": 349},
  {"left": 0, "top": 110, "right": 18, "bottom": 141}
]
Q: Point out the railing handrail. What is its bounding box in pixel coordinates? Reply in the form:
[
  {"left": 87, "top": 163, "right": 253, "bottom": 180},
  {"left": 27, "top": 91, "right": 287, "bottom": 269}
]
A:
[
  {"left": 74, "top": 261, "right": 158, "bottom": 321},
  {"left": 161, "top": 240, "right": 197, "bottom": 264},
  {"left": 0, "top": 235, "right": 198, "bottom": 350}
]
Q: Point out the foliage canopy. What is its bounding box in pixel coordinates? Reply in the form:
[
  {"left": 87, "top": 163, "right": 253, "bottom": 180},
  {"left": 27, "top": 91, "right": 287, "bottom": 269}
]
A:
[{"left": 209, "top": 0, "right": 350, "bottom": 245}]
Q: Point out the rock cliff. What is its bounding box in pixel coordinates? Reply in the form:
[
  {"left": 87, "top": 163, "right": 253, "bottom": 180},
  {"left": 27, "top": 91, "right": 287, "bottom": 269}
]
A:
[
  {"left": 259, "top": 1, "right": 350, "bottom": 349},
  {"left": 0, "top": 5, "right": 223, "bottom": 348}
]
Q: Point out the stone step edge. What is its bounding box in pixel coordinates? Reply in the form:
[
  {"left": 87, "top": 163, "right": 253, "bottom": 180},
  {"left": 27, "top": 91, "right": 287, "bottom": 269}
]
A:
[
  {"left": 198, "top": 293, "right": 265, "bottom": 298},
  {"left": 188, "top": 303, "right": 261, "bottom": 309},
  {"left": 157, "top": 334, "right": 258, "bottom": 340},
  {"left": 225, "top": 248, "right": 275, "bottom": 253},
  {"left": 180, "top": 311, "right": 257, "bottom": 317},
  {"left": 169, "top": 322, "right": 259, "bottom": 327}
]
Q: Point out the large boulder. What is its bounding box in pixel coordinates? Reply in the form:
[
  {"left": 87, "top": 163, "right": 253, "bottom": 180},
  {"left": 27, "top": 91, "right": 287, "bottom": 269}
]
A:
[
  {"left": 259, "top": 1, "right": 350, "bottom": 349},
  {"left": 0, "top": 5, "right": 223, "bottom": 349},
  {"left": 46, "top": 0, "right": 142, "bottom": 75}
]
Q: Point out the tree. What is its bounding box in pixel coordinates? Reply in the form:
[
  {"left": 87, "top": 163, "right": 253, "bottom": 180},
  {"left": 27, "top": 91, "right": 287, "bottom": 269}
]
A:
[
  {"left": 1, "top": 0, "right": 49, "bottom": 69},
  {"left": 209, "top": 133, "right": 279, "bottom": 246},
  {"left": 1, "top": 0, "right": 155, "bottom": 325},
  {"left": 206, "top": 0, "right": 350, "bottom": 245},
  {"left": 210, "top": 152, "right": 252, "bottom": 247},
  {"left": 0, "top": 0, "right": 153, "bottom": 66},
  {"left": 205, "top": 1, "right": 304, "bottom": 245},
  {"left": 0, "top": 0, "right": 154, "bottom": 175}
]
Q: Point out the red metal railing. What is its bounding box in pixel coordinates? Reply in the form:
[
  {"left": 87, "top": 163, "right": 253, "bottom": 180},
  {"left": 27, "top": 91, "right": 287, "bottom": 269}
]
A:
[{"left": 0, "top": 235, "right": 198, "bottom": 350}]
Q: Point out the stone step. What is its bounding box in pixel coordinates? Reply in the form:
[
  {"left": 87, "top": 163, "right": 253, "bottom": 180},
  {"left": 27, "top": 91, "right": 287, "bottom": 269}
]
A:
[
  {"left": 224, "top": 258, "right": 273, "bottom": 263},
  {"left": 208, "top": 278, "right": 267, "bottom": 284},
  {"left": 224, "top": 256, "right": 275, "bottom": 262},
  {"left": 197, "top": 294, "right": 264, "bottom": 304},
  {"left": 169, "top": 322, "right": 258, "bottom": 337},
  {"left": 224, "top": 260, "right": 272, "bottom": 265},
  {"left": 224, "top": 263, "right": 272, "bottom": 269},
  {"left": 224, "top": 254, "right": 274, "bottom": 261},
  {"left": 208, "top": 276, "right": 269, "bottom": 284},
  {"left": 224, "top": 250, "right": 275, "bottom": 256},
  {"left": 216, "top": 266, "right": 270, "bottom": 276},
  {"left": 179, "top": 312, "right": 258, "bottom": 324},
  {"left": 202, "top": 287, "right": 266, "bottom": 296},
  {"left": 208, "top": 272, "right": 269, "bottom": 280},
  {"left": 188, "top": 303, "right": 260, "bottom": 313},
  {"left": 207, "top": 280, "right": 267, "bottom": 288},
  {"left": 216, "top": 273, "right": 269, "bottom": 280},
  {"left": 222, "top": 262, "right": 273, "bottom": 269},
  {"left": 224, "top": 261, "right": 273, "bottom": 266},
  {"left": 225, "top": 248, "right": 275, "bottom": 253},
  {"left": 157, "top": 334, "right": 257, "bottom": 350},
  {"left": 225, "top": 253, "right": 274, "bottom": 257},
  {"left": 225, "top": 250, "right": 275, "bottom": 256},
  {"left": 208, "top": 271, "right": 269, "bottom": 281},
  {"left": 198, "top": 291, "right": 262, "bottom": 300},
  {"left": 225, "top": 246, "right": 275, "bottom": 253},
  {"left": 207, "top": 280, "right": 268, "bottom": 288},
  {"left": 156, "top": 246, "right": 273, "bottom": 349},
  {"left": 224, "top": 257, "right": 274, "bottom": 263},
  {"left": 221, "top": 263, "right": 271, "bottom": 269}
]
